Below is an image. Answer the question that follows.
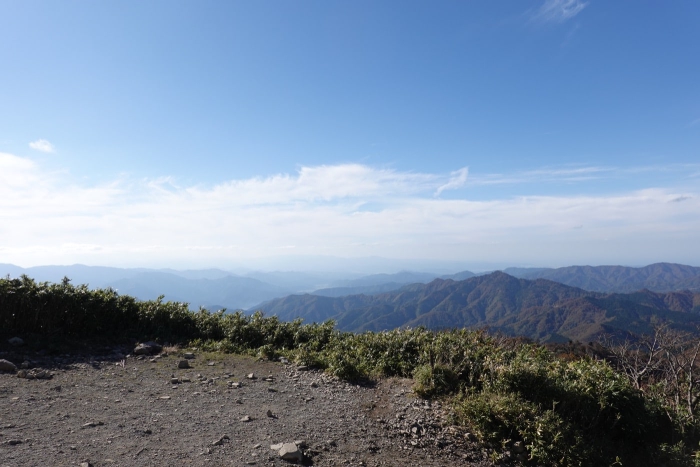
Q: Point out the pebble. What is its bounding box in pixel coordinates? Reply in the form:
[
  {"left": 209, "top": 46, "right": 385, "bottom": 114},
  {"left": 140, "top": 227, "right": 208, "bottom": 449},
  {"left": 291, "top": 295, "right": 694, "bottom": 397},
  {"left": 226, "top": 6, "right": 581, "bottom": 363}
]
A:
[
  {"left": 82, "top": 421, "right": 104, "bottom": 428},
  {"left": 212, "top": 435, "right": 230, "bottom": 446}
]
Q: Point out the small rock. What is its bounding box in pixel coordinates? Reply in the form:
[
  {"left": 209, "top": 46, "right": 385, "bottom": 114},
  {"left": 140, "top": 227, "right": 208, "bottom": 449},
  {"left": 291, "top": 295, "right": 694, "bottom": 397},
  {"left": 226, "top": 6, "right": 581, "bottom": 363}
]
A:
[
  {"left": 266, "top": 409, "right": 274, "bottom": 418},
  {"left": 178, "top": 360, "right": 191, "bottom": 369},
  {"left": 278, "top": 442, "right": 303, "bottom": 462},
  {"left": 134, "top": 341, "right": 162, "bottom": 355},
  {"left": 240, "top": 415, "right": 251, "bottom": 422},
  {"left": 183, "top": 352, "right": 195, "bottom": 359},
  {"left": 297, "top": 365, "right": 309, "bottom": 371},
  {"left": 171, "top": 378, "right": 179, "bottom": 384},
  {"left": 8, "top": 337, "right": 24, "bottom": 346},
  {"left": 246, "top": 373, "right": 256, "bottom": 379},
  {"left": 212, "top": 435, "right": 230, "bottom": 446},
  {"left": 80, "top": 462, "right": 93, "bottom": 467},
  {"left": 82, "top": 421, "right": 104, "bottom": 428},
  {"left": 0, "top": 359, "right": 17, "bottom": 372},
  {"left": 6, "top": 439, "right": 22, "bottom": 445},
  {"left": 513, "top": 441, "right": 526, "bottom": 454}
]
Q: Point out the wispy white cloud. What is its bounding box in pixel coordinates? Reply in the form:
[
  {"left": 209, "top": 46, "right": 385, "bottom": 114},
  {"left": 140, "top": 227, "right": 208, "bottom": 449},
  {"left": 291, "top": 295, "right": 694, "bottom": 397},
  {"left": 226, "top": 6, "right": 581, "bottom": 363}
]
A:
[
  {"left": 468, "top": 166, "right": 611, "bottom": 186},
  {"left": 534, "top": 0, "right": 588, "bottom": 23},
  {"left": 435, "top": 167, "right": 468, "bottom": 197},
  {"left": 29, "top": 139, "right": 56, "bottom": 153},
  {"left": 1, "top": 153, "right": 698, "bottom": 268}
]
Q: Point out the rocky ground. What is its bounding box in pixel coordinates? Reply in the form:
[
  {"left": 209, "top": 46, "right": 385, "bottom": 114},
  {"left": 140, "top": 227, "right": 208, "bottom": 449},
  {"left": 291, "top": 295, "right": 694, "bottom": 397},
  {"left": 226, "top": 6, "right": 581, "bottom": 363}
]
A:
[{"left": 0, "top": 344, "right": 496, "bottom": 467}]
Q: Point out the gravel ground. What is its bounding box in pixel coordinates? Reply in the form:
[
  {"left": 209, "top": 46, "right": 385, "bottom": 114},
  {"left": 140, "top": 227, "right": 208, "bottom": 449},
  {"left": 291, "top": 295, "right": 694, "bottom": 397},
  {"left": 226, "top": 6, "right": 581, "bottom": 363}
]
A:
[{"left": 0, "top": 345, "right": 495, "bottom": 467}]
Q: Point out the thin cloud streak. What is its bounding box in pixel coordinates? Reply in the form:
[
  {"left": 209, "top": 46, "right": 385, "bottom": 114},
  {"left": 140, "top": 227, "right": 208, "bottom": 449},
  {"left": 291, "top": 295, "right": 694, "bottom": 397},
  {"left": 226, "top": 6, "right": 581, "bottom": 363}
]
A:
[
  {"left": 435, "top": 167, "right": 468, "bottom": 196},
  {"left": 1, "top": 153, "right": 699, "bottom": 267},
  {"left": 533, "top": 0, "right": 588, "bottom": 23},
  {"left": 468, "top": 166, "right": 611, "bottom": 186}
]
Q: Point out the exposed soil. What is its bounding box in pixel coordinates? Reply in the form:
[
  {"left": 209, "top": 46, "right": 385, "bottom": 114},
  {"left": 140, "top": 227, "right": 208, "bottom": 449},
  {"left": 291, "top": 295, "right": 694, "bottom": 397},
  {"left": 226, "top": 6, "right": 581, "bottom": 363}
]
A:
[{"left": 0, "top": 345, "right": 495, "bottom": 467}]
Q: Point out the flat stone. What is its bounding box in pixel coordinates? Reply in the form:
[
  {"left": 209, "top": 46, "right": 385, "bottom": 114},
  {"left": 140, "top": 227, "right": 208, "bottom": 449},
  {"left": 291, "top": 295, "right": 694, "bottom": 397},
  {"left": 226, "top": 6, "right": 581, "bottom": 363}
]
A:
[{"left": 183, "top": 352, "right": 195, "bottom": 359}]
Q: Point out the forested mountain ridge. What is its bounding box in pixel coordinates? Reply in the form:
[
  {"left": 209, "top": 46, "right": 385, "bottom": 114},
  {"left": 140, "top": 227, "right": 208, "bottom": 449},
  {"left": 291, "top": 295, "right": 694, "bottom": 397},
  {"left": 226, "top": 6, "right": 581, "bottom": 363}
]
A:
[
  {"left": 508, "top": 262, "right": 700, "bottom": 292},
  {"left": 254, "top": 272, "right": 700, "bottom": 342}
]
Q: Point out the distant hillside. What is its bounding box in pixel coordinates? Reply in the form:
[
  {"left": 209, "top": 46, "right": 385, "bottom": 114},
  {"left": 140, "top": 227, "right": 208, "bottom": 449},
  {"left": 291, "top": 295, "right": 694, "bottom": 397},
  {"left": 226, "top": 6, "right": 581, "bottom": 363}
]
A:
[
  {"left": 312, "top": 270, "right": 476, "bottom": 297},
  {"left": 507, "top": 262, "right": 700, "bottom": 293},
  {"left": 311, "top": 282, "right": 412, "bottom": 298},
  {"left": 328, "top": 271, "right": 441, "bottom": 288},
  {"left": 0, "top": 264, "right": 291, "bottom": 310},
  {"left": 254, "top": 272, "right": 700, "bottom": 342},
  {"left": 108, "top": 272, "right": 291, "bottom": 309}
]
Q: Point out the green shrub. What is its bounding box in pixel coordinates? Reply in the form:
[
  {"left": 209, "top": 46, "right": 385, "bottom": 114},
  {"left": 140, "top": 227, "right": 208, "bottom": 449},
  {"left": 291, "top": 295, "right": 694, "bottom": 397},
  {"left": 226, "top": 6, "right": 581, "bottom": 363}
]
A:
[{"left": 413, "top": 363, "right": 460, "bottom": 397}]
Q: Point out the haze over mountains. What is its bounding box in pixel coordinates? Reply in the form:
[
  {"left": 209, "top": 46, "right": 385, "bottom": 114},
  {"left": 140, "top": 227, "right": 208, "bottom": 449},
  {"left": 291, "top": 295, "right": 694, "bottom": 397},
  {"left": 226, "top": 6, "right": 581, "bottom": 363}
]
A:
[{"left": 2, "top": 262, "right": 700, "bottom": 342}]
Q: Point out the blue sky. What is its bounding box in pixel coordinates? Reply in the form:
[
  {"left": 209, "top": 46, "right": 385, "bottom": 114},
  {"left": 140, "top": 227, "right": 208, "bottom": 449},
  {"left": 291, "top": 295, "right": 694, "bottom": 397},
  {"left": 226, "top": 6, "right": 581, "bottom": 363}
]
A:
[{"left": 1, "top": 0, "right": 699, "bottom": 270}]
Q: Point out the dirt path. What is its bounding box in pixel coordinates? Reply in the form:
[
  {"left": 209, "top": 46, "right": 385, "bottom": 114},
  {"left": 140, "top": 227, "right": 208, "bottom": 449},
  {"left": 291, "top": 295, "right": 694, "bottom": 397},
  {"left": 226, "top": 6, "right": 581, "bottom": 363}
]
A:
[{"left": 0, "top": 346, "right": 494, "bottom": 467}]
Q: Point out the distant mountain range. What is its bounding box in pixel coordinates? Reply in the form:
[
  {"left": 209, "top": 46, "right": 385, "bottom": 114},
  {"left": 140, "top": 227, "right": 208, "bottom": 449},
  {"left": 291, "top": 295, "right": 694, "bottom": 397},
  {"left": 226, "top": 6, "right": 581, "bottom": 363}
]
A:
[
  {"left": 2, "top": 262, "right": 700, "bottom": 329},
  {"left": 0, "top": 264, "right": 296, "bottom": 309},
  {"left": 254, "top": 271, "right": 700, "bottom": 343},
  {"left": 504, "top": 263, "right": 700, "bottom": 293}
]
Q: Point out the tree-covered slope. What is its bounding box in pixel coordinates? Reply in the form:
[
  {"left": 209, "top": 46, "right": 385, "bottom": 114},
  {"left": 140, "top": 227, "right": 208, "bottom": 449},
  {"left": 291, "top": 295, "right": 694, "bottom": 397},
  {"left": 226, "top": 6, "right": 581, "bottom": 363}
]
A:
[{"left": 254, "top": 272, "right": 700, "bottom": 342}]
